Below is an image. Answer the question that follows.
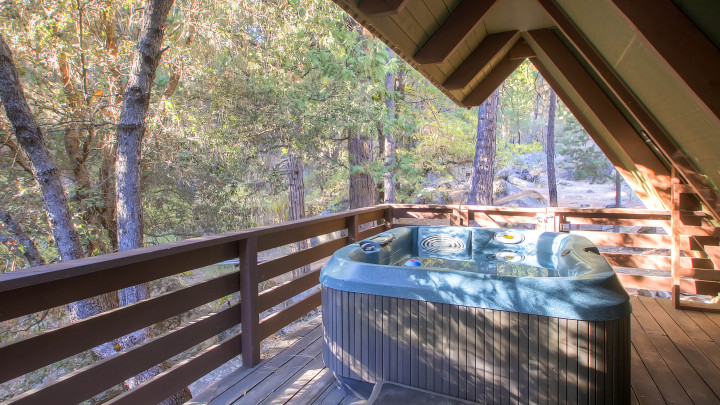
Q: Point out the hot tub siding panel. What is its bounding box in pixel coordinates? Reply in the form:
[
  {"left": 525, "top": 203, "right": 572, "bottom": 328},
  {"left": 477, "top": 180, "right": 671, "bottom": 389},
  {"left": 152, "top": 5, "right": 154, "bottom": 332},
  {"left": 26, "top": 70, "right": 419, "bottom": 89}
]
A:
[{"left": 322, "top": 286, "right": 631, "bottom": 405}]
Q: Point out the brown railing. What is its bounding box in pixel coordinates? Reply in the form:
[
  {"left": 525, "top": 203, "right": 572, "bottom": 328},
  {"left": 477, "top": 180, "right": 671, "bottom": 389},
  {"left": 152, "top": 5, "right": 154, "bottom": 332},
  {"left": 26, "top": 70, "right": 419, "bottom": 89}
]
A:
[
  {"left": 1, "top": 203, "right": 719, "bottom": 403},
  {"left": 0, "top": 206, "right": 388, "bottom": 404}
]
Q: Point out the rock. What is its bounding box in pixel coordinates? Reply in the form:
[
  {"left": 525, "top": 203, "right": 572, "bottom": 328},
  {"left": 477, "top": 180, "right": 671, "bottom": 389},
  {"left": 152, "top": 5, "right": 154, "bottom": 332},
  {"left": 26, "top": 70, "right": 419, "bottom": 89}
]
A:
[
  {"left": 516, "top": 168, "right": 539, "bottom": 182},
  {"left": 493, "top": 179, "right": 522, "bottom": 199},
  {"left": 494, "top": 167, "right": 512, "bottom": 180},
  {"left": 416, "top": 189, "right": 451, "bottom": 204},
  {"left": 494, "top": 190, "right": 548, "bottom": 208}
]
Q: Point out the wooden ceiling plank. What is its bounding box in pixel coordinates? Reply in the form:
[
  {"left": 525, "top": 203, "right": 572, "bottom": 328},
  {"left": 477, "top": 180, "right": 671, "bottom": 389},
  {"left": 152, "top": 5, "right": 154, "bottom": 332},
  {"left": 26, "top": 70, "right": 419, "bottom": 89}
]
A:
[
  {"left": 413, "top": 0, "right": 498, "bottom": 65},
  {"left": 611, "top": 0, "right": 720, "bottom": 123},
  {"left": 537, "top": 0, "right": 720, "bottom": 222},
  {"left": 528, "top": 28, "right": 672, "bottom": 207},
  {"left": 443, "top": 31, "right": 518, "bottom": 91},
  {"left": 358, "top": 0, "right": 409, "bottom": 17},
  {"left": 461, "top": 42, "right": 526, "bottom": 107}
]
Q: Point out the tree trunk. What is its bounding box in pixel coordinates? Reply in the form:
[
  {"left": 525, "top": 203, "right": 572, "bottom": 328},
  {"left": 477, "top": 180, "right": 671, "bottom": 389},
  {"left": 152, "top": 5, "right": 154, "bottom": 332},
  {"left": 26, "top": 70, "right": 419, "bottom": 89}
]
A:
[
  {"left": 533, "top": 74, "right": 544, "bottom": 143},
  {"left": 0, "top": 34, "right": 84, "bottom": 262},
  {"left": 613, "top": 170, "right": 622, "bottom": 232},
  {"left": 348, "top": 130, "right": 376, "bottom": 209},
  {"left": 0, "top": 208, "right": 45, "bottom": 267},
  {"left": 546, "top": 89, "right": 558, "bottom": 207},
  {"left": 116, "top": 0, "right": 174, "bottom": 252},
  {"left": 288, "top": 152, "right": 309, "bottom": 278},
  {"left": 468, "top": 89, "right": 499, "bottom": 206},
  {"left": 113, "top": 2, "right": 191, "bottom": 402},
  {"left": 383, "top": 47, "right": 397, "bottom": 203}
]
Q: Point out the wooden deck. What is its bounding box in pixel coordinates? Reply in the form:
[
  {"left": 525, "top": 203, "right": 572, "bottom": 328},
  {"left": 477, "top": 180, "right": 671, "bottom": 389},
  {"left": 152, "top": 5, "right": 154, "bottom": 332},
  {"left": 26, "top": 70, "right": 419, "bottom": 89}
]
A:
[
  {"left": 192, "top": 296, "right": 720, "bottom": 405},
  {"left": 189, "top": 313, "right": 360, "bottom": 405}
]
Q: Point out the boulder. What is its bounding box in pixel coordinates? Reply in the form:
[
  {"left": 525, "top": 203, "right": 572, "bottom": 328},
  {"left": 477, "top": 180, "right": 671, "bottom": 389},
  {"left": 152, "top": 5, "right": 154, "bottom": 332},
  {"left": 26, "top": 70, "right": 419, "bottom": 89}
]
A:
[
  {"left": 494, "top": 190, "right": 548, "bottom": 208},
  {"left": 493, "top": 179, "right": 522, "bottom": 199}
]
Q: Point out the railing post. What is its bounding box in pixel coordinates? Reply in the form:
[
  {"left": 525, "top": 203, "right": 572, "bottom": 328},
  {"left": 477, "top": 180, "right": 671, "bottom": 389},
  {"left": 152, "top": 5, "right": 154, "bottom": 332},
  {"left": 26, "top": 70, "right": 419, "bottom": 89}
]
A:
[
  {"left": 671, "top": 174, "right": 682, "bottom": 309},
  {"left": 451, "top": 207, "right": 461, "bottom": 226},
  {"left": 451, "top": 206, "right": 470, "bottom": 226},
  {"left": 347, "top": 214, "right": 359, "bottom": 243},
  {"left": 384, "top": 206, "right": 394, "bottom": 230},
  {"left": 554, "top": 214, "right": 563, "bottom": 232},
  {"left": 240, "top": 236, "right": 261, "bottom": 366}
]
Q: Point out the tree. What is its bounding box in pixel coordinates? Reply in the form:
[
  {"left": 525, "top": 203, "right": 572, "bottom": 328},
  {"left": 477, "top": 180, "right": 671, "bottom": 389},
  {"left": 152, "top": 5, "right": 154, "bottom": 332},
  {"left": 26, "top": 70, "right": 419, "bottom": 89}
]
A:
[
  {"left": 116, "top": 0, "right": 175, "bottom": 252},
  {"left": 349, "top": 131, "right": 376, "bottom": 209},
  {"left": 546, "top": 89, "right": 558, "bottom": 207},
  {"left": 0, "top": 34, "right": 85, "bottom": 262},
  {"left": 468, "top": 89, "right": 499, "bottom": 205},
  {"left": 288, "top": 151, "right": 310, "bottom": 277},
  {"left": 383, "top": 47, "right": 397, "bottom": 203}
]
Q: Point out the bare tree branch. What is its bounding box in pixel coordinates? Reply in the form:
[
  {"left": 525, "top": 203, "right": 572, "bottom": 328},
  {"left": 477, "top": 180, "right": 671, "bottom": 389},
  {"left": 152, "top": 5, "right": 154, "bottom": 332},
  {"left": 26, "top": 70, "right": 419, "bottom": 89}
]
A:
[{"left": 0, "top": 208, "right": 45, "bottom": 267}]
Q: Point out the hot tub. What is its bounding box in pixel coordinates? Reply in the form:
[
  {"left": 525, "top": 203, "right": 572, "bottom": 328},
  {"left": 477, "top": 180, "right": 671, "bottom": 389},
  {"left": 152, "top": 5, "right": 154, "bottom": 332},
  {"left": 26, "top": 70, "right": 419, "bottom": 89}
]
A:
[{"left": 320, "top": 226, "right": 631, "bottom": 404}]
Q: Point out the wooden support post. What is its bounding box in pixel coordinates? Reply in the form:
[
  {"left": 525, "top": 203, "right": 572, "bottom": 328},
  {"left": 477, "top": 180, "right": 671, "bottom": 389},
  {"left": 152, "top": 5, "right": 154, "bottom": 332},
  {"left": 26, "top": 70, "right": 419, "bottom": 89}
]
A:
[
  {"left": 671, "top": 173, "right": 682, "bottom": 309},
  {"left": 451, "top": 208, "right": 462, "bottom": 226},
  {"left": 384, "top": 206, "right": 394, "bottom": 230},
  {"left": 460, "top": 208, "right": 469, "bottom": 226},
  {"left": 240, "top": 236, "right": 260, "bottom": 366},
  {"left": 451, "top": 207, "right": 470, "bottom": 226},
  {"left": 347, "top": 215, "right": 359, "bottom": 244},
  {"left": 554, "top": 214, "right": 563, "bottom": 233}
]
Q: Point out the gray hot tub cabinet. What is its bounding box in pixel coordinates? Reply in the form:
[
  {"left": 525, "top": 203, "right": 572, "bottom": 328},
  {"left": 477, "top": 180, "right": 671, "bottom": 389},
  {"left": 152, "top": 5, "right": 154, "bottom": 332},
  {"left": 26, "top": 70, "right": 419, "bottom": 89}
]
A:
[{"left": 320, "top": 226, "right": 632, "bottom": 404}]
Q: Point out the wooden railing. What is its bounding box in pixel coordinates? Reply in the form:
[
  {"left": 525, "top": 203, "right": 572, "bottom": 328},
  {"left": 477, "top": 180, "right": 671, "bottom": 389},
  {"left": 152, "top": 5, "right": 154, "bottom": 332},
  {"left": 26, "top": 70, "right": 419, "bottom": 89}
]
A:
[
  {"left": 0, "top": 206, "right": 388, "bottom": 404},
  {"left": 1, "top": 202, "right": 719, "bottom": 403}
]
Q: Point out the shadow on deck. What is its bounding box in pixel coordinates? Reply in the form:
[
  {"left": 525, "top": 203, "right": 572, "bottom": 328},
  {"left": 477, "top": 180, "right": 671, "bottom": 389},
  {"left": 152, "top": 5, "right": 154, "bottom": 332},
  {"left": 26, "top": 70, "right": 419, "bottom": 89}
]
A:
[
  {"left": 189, "top": 313, "right": 357, "bottom": 405},
  {"left": 192, "top": 296, "right": 720, "bottom": 405}
]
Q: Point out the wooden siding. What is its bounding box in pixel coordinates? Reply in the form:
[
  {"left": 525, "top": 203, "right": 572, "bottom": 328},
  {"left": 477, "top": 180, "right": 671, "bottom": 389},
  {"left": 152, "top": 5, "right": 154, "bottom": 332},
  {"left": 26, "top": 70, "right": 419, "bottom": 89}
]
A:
[{"left": 322, "top": 286, "right": 631, "bottom": 404}]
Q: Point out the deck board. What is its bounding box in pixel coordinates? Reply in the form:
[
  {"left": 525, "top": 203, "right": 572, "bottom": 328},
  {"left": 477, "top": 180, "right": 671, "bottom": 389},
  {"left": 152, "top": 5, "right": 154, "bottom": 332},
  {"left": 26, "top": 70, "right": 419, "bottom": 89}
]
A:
[{"left": 195, "top": 297, "right": 720, "bottom": 404}]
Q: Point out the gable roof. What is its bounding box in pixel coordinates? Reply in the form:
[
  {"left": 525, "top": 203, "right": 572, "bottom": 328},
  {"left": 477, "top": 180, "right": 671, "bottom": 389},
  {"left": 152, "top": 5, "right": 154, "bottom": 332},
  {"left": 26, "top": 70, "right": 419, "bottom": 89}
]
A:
[{"left": 332, "top": 0, "right": 720, "bottom": 218}]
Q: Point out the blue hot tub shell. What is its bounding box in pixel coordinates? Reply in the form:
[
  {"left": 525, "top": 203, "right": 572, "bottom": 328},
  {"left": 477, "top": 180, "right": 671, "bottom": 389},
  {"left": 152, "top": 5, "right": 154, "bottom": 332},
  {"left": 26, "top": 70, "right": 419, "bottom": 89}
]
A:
[{"left": 320, "top": 226, "right": 631, "bottom": 404}]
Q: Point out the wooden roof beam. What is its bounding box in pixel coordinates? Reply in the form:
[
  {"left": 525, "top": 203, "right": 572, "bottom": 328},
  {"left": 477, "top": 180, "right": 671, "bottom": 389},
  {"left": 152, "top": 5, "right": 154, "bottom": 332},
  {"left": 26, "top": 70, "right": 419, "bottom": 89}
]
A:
[
  {"left": 357, "top": 0, "right": 409, "bottom": 17},
  {"left": 527, "top": 28, "right": 672, "bottom": 208},
  {"left": 443, "top": 31, "right": 519, "bottom": 91},
  {"left": 461, "top": 40, "right": 528, "bottom": 107},
  {"left": 537, "top": 0, "right": 720, "bottom": 222},
  {"left": 611, "top": 0, "right": 720, "bottom": 124},
  {"left": 413, "top": 0, "right": 498, "bottom": 65}
]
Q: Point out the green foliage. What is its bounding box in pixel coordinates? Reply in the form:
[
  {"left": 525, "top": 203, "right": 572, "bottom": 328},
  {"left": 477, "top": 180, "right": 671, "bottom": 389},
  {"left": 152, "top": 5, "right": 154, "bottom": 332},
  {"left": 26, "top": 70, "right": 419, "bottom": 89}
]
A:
[
  {"left": 556, "top": 110, "right": 615, "bottom": 183},
  {"left": 0, "top": 0, "right": 619, "bottom": 272}
]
